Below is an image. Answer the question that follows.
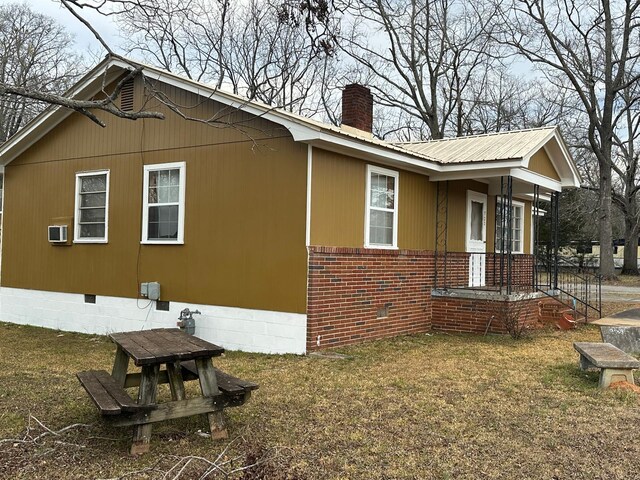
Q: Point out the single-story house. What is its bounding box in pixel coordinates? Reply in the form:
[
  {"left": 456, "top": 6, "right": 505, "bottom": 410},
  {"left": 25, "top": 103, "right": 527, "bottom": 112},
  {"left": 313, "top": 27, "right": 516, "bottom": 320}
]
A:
[{"left": 0, "top": 56, "right": 582, "bottom": 354}]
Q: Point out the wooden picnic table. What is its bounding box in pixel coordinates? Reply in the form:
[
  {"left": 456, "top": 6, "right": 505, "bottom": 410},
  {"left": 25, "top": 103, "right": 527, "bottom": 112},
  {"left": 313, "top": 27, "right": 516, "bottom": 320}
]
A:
[{"left": 77, "top": 328, "right": 257, "bottom": 454}]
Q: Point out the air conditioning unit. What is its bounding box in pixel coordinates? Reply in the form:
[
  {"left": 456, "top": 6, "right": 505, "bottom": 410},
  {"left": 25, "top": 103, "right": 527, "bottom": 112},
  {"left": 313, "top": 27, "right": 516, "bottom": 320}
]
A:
[{"left": 48, "top": 225, "right": 68, "bottom": 243}]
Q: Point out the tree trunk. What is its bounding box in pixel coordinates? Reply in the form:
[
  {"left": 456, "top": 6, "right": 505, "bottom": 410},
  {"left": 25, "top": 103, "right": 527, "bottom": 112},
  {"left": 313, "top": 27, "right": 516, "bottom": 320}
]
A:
[
  {"left": 622, "top": 206, "right": 639, "bottom": 275},
  {"left": 599, "top": 167, "right": 616, "bottom": 278},
  {"left": 622, "top": 233, "right": 639, "bottom": 274}
]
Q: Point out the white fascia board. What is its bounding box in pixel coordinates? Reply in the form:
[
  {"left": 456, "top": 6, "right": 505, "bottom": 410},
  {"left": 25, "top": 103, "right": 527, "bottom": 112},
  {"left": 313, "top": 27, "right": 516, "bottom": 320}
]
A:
[
  {"left": 305, "top": 136, "right": 443, "bottom": 174},
  {"left": 509, "top": 168, "right": 562, "bottom": 192},
  {"left": 521, "top": 129, "right": 582, "bottom": 188},
  {"left": 428, "top": 166, "right": 517, "bottom": 182}
]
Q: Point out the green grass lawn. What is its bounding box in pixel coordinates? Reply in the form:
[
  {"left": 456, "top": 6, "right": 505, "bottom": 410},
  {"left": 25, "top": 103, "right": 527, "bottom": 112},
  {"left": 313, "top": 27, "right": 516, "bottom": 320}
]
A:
[{"left": 1, "top": 321, "right": 639, "bottom": 479}]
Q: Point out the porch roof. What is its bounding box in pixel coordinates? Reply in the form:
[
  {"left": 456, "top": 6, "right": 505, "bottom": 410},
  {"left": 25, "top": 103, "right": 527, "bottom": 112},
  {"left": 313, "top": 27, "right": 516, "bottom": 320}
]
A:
[
  {"left": 397, "top": 127, "right": 557, "bottom": 164},
  {"left": 398, "top": 127, "right": 581, "bottom": 193}
]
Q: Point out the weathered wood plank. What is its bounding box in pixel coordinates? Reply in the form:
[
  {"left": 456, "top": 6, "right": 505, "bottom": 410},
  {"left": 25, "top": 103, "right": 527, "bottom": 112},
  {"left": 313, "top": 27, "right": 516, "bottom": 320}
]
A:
[
  {"left": 124, "top": 369, "right": 198, "bottom": 388},
  {"left": 181, "top": 361, "right": 258, "bottom": 394},
  {"left": 106, "top": 395, "right": 246, "bottom": 427},
  {"left": 111, "top": 345, "right": 130, "bottom": 387},
  {"left": 109, "top": 332, "right": 157, "bottom": 365},
  {"left": 92, "top": 370, "right": 154, "bottom": 412},
  {"left": 129, "top": 332, "right": 176, "bottom": 365},
  {"left": 131, "top": 364, "right": 159, "bottom": 455},
  {"left": 77, "top": 370, "right": 121, "bottom": 415},
  {"left": 574, "top": 342, "right": 640, "bottom": 369},
  {"left": 196, "top": 358, "right": 228, "bottom": 440},
  {"left": 167, "top": 362, "right": 186, "bottom": 401},
  {"left": 111, "top": 330, "right": 224, "bottom": 366}
]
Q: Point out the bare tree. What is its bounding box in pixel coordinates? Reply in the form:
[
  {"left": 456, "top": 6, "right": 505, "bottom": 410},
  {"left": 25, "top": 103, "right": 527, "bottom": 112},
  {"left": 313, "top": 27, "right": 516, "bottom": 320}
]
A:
[
  {"left": 497, "top": 0, "right": 640, "bottom": 278},
  {"left": 0, "top": 3, "right": 82, "bottom": 142},
  {"left": 337, "top": 0, "right": 502, "bottom": 140},
  {"left": 118, "top": 0, "right": 338, "bottom": 116},
  {"left": 610, "top": 83, "right": 640, "bottom": 274},
  {"left": 467, "top": 71, "right": 580, "bottom": 133},
  {"left": 0, "top": 0, "right": 339, "bottom": 130}
]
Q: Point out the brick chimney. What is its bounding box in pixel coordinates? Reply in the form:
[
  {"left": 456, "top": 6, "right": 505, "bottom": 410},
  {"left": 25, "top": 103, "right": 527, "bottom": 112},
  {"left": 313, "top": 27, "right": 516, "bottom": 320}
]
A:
[{"left": 341, "top": 84, "right": 373, "bottom": 137}]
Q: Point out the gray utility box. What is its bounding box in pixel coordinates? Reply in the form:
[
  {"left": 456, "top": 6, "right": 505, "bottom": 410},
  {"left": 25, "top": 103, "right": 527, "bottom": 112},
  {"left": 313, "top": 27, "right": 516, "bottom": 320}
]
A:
[{"left": 140, "top": 282, "right": 161, "bottom": 301}]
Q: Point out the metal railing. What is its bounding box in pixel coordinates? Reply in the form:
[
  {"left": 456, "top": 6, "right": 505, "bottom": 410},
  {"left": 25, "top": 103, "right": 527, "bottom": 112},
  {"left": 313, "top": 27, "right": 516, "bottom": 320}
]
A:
[
  {"left": 434, "top": 251, "right": 535, "bottom": 293},
  {"left": 534, "top": 249, "right": 602, "bottom": 322},
  {"left": 434, "top": 249, "right": 602, "bottom": 322}
]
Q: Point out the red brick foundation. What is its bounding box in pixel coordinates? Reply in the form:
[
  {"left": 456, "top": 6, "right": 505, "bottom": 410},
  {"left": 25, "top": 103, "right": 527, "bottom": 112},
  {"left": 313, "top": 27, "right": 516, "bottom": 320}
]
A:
[
  {"left": 306, "top": 246, "right": 433, "bottom": 351},
  {"left": 431, "top": 290, "right": 542, "bottom": 334},
  {"left": 306, "top": 247, "right": 555, "bottom": 350}
]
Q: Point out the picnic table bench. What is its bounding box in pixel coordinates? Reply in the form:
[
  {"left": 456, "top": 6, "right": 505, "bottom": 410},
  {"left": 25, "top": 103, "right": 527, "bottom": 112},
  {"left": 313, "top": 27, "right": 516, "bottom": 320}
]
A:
[
  {"left": 77, "top": 328, "right": 258, "bottom": 454},
  {"left": 573, "top": 342, "right": 640, "bottom": 388}
]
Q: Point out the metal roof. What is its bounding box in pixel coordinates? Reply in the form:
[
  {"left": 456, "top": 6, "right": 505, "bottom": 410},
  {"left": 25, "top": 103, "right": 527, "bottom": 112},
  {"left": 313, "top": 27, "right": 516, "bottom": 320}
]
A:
[
  {"left": 0, "top": 56, "right": 580, "bottom": 188},
  {"left": 396, "top": 127, "right": 557, "bottom": 163}
]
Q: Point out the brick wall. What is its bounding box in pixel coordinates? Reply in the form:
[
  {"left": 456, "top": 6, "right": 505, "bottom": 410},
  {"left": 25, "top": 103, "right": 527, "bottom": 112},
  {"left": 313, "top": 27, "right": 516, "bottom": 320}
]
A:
[
  {"left": 307, "top": 246, "right": 433, "bottom": 351},
  {"left": 431, "top": 291, "right": 542, "bottom": 334},
  {"left": 341, "top": 84, "right": 374, "bottom": 133}
]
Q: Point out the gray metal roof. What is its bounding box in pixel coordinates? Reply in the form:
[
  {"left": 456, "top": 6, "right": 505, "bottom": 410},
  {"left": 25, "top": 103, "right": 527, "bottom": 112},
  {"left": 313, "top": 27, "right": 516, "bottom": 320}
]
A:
[{"left": 396, "top": 127, "right": 557, "bottom": 163}]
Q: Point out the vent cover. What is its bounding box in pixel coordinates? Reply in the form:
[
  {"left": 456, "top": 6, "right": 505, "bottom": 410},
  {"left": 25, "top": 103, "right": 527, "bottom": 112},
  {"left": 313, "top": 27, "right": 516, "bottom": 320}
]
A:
[{"left": 120, "top": 79, "right": 134, "bottom": 111}]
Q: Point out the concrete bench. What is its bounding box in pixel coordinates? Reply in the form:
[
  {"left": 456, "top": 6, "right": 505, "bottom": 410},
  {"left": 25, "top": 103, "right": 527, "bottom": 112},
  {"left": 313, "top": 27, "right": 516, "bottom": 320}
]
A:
[{"left": 573, "top": 342, "right": 640, "bottom": 388}]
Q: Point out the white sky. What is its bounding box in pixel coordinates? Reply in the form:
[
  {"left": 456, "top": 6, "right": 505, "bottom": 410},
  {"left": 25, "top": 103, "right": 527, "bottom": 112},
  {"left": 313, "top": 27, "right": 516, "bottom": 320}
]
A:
[{"left": 0, "top": 0, "right": 122, "bottom": 55}]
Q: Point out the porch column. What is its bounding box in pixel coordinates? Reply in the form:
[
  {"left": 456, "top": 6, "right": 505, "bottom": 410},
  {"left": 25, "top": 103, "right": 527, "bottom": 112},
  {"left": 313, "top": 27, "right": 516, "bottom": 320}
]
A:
[
  {"left": 498, "top": 176, "right": 514, "bottom": 294},
  {"left": 434, "top": 181, "right": 449, "bottom": 289},
  {"left": 551, "top": 191, "right": 560, "bottom": 290}
]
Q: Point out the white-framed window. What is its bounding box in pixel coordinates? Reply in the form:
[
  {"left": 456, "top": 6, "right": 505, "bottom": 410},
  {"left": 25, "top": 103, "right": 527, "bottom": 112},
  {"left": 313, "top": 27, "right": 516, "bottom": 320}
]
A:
[
  {"left": 0, "top": 172, "right": 4, "bottom": 213},
  {"left": 142, "top": 162, "right": 186, "bottom": 244},
  {"left": 365, "top": 165, "right": 399, "bottom": 248},
  {"left": 496, "top": 198, "right": 524, "bottom": 254},
  {"left": 74, "top": 170, "right": 109, "bottom": 243}
]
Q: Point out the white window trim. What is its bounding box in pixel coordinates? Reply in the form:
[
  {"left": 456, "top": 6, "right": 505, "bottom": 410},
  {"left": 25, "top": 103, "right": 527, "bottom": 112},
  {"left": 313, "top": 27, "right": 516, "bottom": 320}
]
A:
[
  {"left": 496, "top": 197, "right": 525, "bottom": 254},
  {"left": 141, "top": 161, "right": 186, "bottom": 245},
  {"left": 73, "top": 169, "right": 110, "bottom": 244},
  {"left": 365, "top": 164, "right": 399, "bottom": 249}
]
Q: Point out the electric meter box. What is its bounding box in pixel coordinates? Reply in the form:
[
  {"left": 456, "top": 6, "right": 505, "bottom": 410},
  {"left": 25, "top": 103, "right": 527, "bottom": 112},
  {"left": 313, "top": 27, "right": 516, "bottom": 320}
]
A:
[{"left": 140, "top": 282, "right": 161, "bottom": 301}]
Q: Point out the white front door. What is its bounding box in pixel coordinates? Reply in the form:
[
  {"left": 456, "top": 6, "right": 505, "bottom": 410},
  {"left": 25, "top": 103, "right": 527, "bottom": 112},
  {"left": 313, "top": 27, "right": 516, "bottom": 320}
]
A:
[{"left": 466, "top": 191, "right": 487, "bottom": 287}]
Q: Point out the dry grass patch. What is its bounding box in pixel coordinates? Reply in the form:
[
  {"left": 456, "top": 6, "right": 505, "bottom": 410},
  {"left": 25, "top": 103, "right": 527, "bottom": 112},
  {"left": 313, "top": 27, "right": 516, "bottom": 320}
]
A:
[{"left": 1, "top": 322, "right": 639, "bottom": 479}]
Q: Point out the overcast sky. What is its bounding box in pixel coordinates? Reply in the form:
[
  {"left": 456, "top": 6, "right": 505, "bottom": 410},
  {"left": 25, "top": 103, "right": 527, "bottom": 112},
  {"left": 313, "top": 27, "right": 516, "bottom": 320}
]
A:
[{"left": 0, "top": 0, "right": 122, "bottom": 55}]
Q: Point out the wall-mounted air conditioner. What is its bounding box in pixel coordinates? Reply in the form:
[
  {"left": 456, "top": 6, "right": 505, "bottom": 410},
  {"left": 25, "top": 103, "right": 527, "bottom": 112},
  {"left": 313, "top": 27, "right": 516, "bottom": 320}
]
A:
[{"left": 48, "top": 225, "right": 68, "bottom": 243}]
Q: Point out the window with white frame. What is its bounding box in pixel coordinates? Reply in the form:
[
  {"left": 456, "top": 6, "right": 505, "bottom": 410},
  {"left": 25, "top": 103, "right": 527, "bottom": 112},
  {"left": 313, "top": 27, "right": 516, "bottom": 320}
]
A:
[
  {"left": 496, "top": 199, "right": 524, "bottom": 253},
  {"left": 142, "top": 162, "right": 186, "bottom": 243},
  {"left": 74, "top": 170, "right": 109, "bottom": 242},
  {"left": 0, "top": 173, "right": 3, "bottom": 213},
  {"left": 365, "top": 165, "right": 398, "bottom": 248}
]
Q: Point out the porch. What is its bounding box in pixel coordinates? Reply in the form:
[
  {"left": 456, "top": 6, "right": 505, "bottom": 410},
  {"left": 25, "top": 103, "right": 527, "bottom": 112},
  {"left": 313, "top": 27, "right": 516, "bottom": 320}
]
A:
[
  {"left": 400, "top": 128, "right": 602, "bottom": 330},
  {"left": 430, "top": 173, "right": 602, "bottom": 330}
]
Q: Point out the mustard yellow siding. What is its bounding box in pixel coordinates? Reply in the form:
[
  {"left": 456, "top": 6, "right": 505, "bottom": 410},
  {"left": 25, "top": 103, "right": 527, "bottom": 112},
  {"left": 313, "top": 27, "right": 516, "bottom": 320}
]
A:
[
  {"left": 310, "top": 149, "right": 365, "bottom": 248},
  {"left": 446, "top": 181, "right": 489, "bottom": 252},
  {"left": 528, "top": 149, "right": 561, "bottom": 181},
  {"left": 310, "top": 149, "right": 435, "bottom": 250},
  {"left": 3, "top": 78, "right": 308, "bottom": 313},
  {"left": 397, "top": 170, "right": 435, "bottom": 250}
]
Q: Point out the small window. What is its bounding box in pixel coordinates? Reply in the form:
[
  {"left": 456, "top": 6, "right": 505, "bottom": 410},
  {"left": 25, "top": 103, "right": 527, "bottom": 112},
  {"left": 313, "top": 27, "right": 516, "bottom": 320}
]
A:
[
  {"left": 74, "top": 170, "right": 109, "bottom": 242},
  {"left": 496, "top": 199, "right": 524, "bottom": 254},
  {"left": 0, "top": 173, "right": 4, "bottom": 213},
  {"left": 142, "top": 162, "right": 186, "bottom": 244},
  {"left": 365, "top": 165, "right": 399, "bottom": 248}
]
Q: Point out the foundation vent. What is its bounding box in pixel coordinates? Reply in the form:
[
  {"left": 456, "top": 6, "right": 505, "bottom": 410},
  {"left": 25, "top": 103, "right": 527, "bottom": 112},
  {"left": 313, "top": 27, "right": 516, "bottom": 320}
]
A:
[{"left": 120, "top": 79, "right": 135, "bottom": 112}]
